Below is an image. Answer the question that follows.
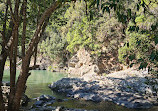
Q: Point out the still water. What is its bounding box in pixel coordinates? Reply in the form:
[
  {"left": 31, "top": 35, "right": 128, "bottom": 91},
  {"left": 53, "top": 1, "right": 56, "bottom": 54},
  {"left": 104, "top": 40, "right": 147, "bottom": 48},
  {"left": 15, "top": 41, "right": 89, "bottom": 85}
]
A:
[{"left": 3, "top": 70, "right": 158, "bottom": 111}]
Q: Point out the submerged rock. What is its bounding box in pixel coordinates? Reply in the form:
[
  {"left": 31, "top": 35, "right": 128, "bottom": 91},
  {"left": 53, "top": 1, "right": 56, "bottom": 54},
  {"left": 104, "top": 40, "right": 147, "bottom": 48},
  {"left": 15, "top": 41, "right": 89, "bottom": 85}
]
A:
[
  {"left": 29, "top": 106, "right": 98, "bottom": 111},
  {"left": 34, "top": 100, "right": 44, "bottom": 107},
  {"left": 28, "top": 95, "right": 98, "bottom": 111},
  {"left": 32, "top": 95, "right": 56, "bottom": 108},
  {"left": 36, "top": 95, "right": 56, "bottom": 101}
]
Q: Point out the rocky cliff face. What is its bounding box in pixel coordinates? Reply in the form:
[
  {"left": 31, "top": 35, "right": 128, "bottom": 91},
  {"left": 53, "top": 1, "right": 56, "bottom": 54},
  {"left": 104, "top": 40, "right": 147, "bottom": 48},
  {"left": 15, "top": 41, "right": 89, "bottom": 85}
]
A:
[
  {"left": 30, "top": 56, "right": 52, "bottom": 70},
  {"left": 97, "top": 50, "right": 123, "bottom": 74},
  {"left": 68, "top": 48, "right": 123, "bottom": 78},
  {"left": 68, "top": 48, "right": 99, "bottom": 77}
]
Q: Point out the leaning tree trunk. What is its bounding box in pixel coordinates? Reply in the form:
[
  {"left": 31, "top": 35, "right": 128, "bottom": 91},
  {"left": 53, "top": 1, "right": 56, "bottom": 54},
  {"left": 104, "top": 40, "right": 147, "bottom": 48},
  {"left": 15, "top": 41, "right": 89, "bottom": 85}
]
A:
[
  {"left": 33, "top": 46, "right": 38, "bottom": 66},
  {"left": 33, "top": 5, "right": 40, "bottom": 67}
]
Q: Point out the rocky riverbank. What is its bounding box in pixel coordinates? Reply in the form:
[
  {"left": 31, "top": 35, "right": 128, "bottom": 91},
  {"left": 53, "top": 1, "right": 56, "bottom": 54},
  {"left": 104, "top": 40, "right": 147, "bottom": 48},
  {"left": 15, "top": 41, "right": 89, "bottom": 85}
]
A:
[
  {"left": 1, "top": 82, "right": 29, "bottom": 110},
  {"left": 49, "top": 69, "right": 158, "bottom": 109},
  {"left": 67, "top": 48, "right": 122, "bottom": 77},
  {"left": 23, "top": 95, "right": 98, "bottom": 111}
]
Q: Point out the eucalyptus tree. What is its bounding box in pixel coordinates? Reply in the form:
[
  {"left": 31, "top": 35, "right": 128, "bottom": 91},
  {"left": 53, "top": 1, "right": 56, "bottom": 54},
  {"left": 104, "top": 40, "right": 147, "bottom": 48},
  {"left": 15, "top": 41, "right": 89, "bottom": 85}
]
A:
[{"left": 0, "top": 0, "right": 76, "bottom": 111}]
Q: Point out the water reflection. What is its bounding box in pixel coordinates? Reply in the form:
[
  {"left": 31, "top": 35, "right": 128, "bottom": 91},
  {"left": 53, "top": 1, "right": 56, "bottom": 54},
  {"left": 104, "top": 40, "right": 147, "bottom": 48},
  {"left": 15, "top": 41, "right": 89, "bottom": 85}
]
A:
[{"left": 3, "top": 70, "right": 67, "bottom": 98}]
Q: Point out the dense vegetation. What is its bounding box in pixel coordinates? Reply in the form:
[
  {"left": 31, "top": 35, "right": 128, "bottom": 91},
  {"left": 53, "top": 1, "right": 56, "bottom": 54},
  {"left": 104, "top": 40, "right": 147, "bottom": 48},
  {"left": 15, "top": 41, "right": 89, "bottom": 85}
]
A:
[
  {"left": 0, "top": 0, "right": 158, "bottom": 111},
  {"left": 39, "top": 0, "right": 158, "bottom": 74}
]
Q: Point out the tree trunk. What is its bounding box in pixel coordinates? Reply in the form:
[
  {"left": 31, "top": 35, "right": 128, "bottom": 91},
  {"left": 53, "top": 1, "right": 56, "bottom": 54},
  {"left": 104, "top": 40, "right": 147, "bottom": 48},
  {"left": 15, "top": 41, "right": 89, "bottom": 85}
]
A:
[
  {"left": 0, "top": 47, "right": 7, "bottom": 111},
  {"left": 8, "top": 0, "right": 20, "bottom": 110},
  {"left": 26, "top": 1, "right": 60, "bottom": 58},
  {"left": 8, "top": 25, "right": 19, "bottom": 111},
  {"left": 11, "top": 58, "right": 30, "bottom": 111},
  {"left": 9, "top": 2, "right": 61, "bottom": 111},
  {"left": 34, "top": 46, "right": 38, "bottom": 66},
  {"left": 33, "top": 5, "right": 40, "bottom": 67},
  {"left": 0, "top": 1, "right": 9, "bottom": 110},
  {"left": 22, "top": 0, "right": 27, "bottom": 58},
  {"left": 34, "top": 16, "right": 49, "bottom": 67}
]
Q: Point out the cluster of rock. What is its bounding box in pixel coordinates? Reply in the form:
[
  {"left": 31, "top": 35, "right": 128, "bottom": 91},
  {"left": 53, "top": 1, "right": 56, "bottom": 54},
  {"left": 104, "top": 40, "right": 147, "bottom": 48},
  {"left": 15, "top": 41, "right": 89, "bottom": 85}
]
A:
[
  {"left": 67, "top": 48, "right": 123, "bottom": 80},
  {"left": 30, "top": 56, "right": 52, "bottom": 70},
  {"left": 29, "top": 106, "right": 96, "bottom": 111},
  {"left": 68, "top": 48, "right": 99, "bottom": 78},
  {"left": 1, "top": 81, "right": 29, "bottom": 109},
  {"left": 26, "top": 95, "right": 97, "bottom": 111},
  {"left": 1, "top": 82, "right": 10, "bottom": 108},
  {"left": 49, "top": 69, "right": 158, "bottom": 109}
]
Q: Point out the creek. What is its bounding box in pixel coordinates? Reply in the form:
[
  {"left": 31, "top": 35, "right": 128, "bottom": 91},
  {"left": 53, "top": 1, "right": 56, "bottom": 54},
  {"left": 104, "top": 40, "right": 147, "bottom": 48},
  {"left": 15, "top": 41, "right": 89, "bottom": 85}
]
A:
[{"left": 3, "top": 70, "right": 158, "bottom": 111}]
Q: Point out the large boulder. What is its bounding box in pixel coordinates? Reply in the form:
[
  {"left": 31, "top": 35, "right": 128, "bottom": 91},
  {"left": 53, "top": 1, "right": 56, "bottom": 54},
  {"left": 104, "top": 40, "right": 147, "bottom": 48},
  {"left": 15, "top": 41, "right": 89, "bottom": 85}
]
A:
[
  {"left": 67, "top": 48, "right": 123, "bottom": 78},
  {"left": 30, "top": 56, "right": 52, "bottom": 70},
  {"left": 49, "top": 69, "right": 158, "bottom": 109},
  {"left": 68, "top": 48, "right": 100, "bottom": 78}
]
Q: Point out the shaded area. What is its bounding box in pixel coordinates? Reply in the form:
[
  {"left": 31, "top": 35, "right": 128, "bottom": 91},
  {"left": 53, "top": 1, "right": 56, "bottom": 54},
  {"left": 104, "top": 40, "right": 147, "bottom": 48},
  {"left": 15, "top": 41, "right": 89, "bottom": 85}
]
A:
[{"left": 49, "top": 73, "right": 158, "bottom": 109}]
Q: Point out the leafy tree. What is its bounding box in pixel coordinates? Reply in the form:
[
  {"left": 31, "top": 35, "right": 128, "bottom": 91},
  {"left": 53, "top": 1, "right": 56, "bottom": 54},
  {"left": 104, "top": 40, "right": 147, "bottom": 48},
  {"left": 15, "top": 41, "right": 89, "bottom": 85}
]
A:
[
  {"left": 61, "top": 0, "right": 102, "bottom": 55},
  {"left": 115, "top": 0, "right": 158, "bottom": 74},
  {"left": 0, "top": 0, "right": 70, "bottom": 110},
  {"left": 39, "top": 2, "right": 70, "bottom": 65},
  {"left": 39, "top": 30, "right": 67, "bottom": 62},
  {"left": 88, "top": 0, "right": 158, "bottom": 74}
]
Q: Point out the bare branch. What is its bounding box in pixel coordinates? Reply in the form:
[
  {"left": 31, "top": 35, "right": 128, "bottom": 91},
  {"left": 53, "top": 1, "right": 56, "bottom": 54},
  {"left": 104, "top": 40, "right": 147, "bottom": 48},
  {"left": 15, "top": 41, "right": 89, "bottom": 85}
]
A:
[{"left": 8, "top": 0, "right": 17, "bottom": 25}]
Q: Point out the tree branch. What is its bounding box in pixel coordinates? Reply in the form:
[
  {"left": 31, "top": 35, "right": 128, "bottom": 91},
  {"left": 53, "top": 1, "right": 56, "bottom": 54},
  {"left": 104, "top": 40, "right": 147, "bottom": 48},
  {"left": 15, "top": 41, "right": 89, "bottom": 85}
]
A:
[
  {"left": 8, "top": 0, "right": 17, "bottom": 25},
  {"left": 26, "top": 1, "right": 61, "bottom": 58},
  {"left": 22, "top": 0, "right": 27, "bottom": 57}
]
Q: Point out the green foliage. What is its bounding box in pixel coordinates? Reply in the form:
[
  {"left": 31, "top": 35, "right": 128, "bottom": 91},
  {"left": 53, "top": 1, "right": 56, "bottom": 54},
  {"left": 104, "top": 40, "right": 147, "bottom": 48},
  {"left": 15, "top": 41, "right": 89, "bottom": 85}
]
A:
[
  {"left": 95, "top": 14, "right": 124, "bottom": 53},
  {"left": 0, "top": 2, "right": 5, "bottom": 32},
  {"left": 38, "top": 2, "right": 70, "bottom": 63},
  {"left": 61, "top": 0, "right": 102, "bottom": 55},
  {"left": 119, "top": 31, "right": 151, "bottom": 60},
  {"left": 66, "top": 17, "right": 99, "bottom": 53},
  {"left": 119, "top": 22, "right": 158, "bottom": 72},
  {"left": 47, "top": 65, "right": 54, "bottom": 72},
  {"left": 39, "top": 30, "right": 67, "bottom": 61},
  {"left": 56, "top": 0, "right": 126, "bottom": 60},
  {"left": 0, "top": 2, "right": 6, "bottom": 53}
]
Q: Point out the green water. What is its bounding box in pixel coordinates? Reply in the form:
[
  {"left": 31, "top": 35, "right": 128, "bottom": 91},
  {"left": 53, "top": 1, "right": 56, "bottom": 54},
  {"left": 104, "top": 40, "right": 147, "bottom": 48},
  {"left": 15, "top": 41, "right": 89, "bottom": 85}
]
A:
[
  {"left": 3, "top": 70, "right": 67, "bottom": 99},
  {"left": 3, "top": 70, "right": 158, "bottom": 111}
]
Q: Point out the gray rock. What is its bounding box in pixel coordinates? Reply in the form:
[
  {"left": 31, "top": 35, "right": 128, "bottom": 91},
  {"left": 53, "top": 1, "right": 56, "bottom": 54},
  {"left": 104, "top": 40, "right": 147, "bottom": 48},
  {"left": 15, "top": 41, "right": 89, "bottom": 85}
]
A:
[
  {"left": 2, "top": 81, "right": 10, "bottom": 86},
  {"left": 55, "top": 106, "right": 64, "bottom": 111},
  {"left": 49, "top": 69, "right": 158, "bottom": 109},
  {"left": 34, "top": 100, "right": 44, "bottom": 106},
  {"left": 43, "top": 100, "right": 56, "bottom": 106},
  {"left": 37, "top": 95, "right": 55, "bottom": 101},
  {"left": 92, "top": 95, "right": 102, "bottom": 102}
]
